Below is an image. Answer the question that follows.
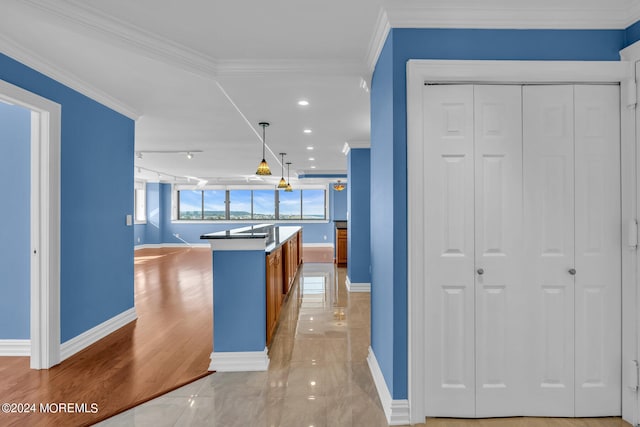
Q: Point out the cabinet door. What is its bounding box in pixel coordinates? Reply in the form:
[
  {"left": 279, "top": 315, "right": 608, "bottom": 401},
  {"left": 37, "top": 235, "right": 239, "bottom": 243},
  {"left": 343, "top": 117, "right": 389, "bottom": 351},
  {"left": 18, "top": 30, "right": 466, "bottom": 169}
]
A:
[{"left": 424, "top": 84, "right": 476, "bottom": 417}]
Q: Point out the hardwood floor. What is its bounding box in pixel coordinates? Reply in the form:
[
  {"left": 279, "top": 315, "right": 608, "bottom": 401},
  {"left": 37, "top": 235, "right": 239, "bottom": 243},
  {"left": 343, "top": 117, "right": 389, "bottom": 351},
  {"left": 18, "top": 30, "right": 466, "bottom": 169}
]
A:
[{"left": 0, "top": 247, "right": 213, "bottom": 427}]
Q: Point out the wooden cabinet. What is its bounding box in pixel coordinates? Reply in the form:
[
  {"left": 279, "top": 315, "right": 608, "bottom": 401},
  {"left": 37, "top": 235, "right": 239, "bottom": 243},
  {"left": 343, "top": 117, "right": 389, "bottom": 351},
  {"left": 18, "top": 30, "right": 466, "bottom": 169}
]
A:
[
  {"left": 336, "top": 228, "right": 347, "bottom": 266},
  {"left": 266, "top": 247, "right": 283, "bottom": 345},
  {"left": 266, "top": 229, "right": 303, "bottom": 345},
  {"left": 283, "top": 231, "right": 301, "bottom": 294}
]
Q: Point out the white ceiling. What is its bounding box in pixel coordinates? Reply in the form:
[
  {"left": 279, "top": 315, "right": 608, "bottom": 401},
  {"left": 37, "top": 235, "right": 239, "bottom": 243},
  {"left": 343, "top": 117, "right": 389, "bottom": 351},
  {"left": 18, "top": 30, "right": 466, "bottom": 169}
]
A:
[{"left": 1, "top": 0, "right": 639, "bottom": 186}]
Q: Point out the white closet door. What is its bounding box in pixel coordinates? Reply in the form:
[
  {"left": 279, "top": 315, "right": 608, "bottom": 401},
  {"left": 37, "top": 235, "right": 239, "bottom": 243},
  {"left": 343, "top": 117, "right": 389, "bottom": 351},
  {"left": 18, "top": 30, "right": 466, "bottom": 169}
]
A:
[
  {"left": 424, "top": 84, "right": 476, "bottom": 417},
  {"left": 574, "top": 85, "right": 621, "bottom": 416},
  {"left": 523, "top": 85, "right": 576, "bottom": 416},
  {"left": 473, "top": 85, "right": 524, "bottom": 417}
]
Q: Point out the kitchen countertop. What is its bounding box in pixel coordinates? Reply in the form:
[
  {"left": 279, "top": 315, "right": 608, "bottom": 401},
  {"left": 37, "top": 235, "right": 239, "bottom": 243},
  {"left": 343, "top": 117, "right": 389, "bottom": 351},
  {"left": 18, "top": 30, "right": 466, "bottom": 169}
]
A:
[{"left": 201, "top": 224, "right": 301, "bottom": 254}]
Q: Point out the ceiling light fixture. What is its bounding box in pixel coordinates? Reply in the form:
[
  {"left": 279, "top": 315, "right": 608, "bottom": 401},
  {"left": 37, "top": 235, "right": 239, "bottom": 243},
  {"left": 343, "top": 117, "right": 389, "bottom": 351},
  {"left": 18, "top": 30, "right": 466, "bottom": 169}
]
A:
[
  {"left": 310, "top": 165, "right": 316, "bottom": 169},
  {"left": 303, "top": 129, "right": 312, "bottom": 134},
  {"left": 309, "top": 157, "right": 315, "bottom": 161},
  {"left": 278, "top": 153, "right": 288, "bottom": 189},
  {"left": 256, "top": 122, "right": 272, "bottom": 176},
  {"left": 333, "top": 180, "right": 345, "bottom": 192},
  {"left": 307, "top": 146, "right": 314, "bottom": 150},
  {"left": 285, "top": 162, "right": 293, "bottom": 192},
  {"left": 298, "top": 100, "right": 309, "bottom": 106},
  {"left": 186, "top": 152, "right": 193, "bottom": 160}
]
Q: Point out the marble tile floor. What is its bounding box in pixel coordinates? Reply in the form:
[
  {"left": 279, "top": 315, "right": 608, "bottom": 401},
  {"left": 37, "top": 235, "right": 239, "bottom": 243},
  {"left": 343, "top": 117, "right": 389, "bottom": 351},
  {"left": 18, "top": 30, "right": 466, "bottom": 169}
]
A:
[{"left": 96, "top": 263, "right": 393, "bottom": 427}]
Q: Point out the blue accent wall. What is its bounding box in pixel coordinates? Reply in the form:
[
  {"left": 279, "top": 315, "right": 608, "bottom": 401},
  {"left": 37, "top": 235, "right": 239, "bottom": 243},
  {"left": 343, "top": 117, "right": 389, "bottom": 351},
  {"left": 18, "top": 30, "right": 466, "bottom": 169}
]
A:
[
  {"left": 0, "top": 53, "right": 135, "bottom": 343},
  {"left": 347, "top": 149, "right": 371, "bottom": 284},
  {"left": 331, "top": 183, "right": 348, "bottom": 220},
  {"left": 0, "top": 102, "right": 31, "bottom": 339},
  {"left": 370, "top": 27, "right": 631, "bottom": 400},
  {"left": 212, "top": 250, "right": 266, "bottom": 351},
  {"left": 626, "top": 20, "right": 640, "bottom": 46}
]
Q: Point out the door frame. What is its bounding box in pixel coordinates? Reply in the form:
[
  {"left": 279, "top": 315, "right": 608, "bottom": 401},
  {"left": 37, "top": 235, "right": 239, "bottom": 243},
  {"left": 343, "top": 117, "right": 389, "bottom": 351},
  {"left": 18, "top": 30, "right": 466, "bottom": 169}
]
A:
[
  {"left": 0, "top": 79, "right": 61, "bottom": 369},
  {"left": 407, "top": 60, "right": 636, "bottom": 424}
]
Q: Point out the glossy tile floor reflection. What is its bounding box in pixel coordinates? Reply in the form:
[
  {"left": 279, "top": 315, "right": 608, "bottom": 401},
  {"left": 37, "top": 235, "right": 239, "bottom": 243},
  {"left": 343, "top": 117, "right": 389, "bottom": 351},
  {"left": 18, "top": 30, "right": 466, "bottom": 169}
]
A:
[{"left": 96, "top": 263, "right": 391, "bottom": 427}]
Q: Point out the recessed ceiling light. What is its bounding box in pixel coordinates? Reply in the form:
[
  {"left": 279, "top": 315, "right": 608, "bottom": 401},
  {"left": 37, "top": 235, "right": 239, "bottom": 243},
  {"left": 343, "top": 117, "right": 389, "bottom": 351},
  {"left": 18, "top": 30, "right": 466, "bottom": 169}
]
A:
[
  {"left": 303, "top": 129, "right": 312, "bottom": 134},
  {"left": 309, "top": 157, "right": 315, "bottom": 161},
  {"left": 298, "top": 100, "right": 309, "bottom": 106},
  {"left": 306, "top": 146, "right": 314, "bottom": 150},
  {"left": 310, "top": 165, "right": 317, "bottom": 169}
]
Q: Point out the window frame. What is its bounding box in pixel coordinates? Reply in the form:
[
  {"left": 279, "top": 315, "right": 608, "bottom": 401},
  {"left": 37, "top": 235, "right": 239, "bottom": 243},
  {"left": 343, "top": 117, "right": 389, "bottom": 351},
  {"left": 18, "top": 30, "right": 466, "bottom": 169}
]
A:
[
  {"left": 173, "top": 186, "right": 329, "bottom": 223},
  {"left": 134, "top": 180, "right": 147, "bottom": 224}
]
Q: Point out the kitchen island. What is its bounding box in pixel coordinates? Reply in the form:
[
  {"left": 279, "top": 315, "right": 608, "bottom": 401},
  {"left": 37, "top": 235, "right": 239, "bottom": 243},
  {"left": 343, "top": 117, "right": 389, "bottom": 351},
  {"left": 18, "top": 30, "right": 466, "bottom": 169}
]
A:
[{"left": 201, "top": 224, "right": 302, "bottom": 372}]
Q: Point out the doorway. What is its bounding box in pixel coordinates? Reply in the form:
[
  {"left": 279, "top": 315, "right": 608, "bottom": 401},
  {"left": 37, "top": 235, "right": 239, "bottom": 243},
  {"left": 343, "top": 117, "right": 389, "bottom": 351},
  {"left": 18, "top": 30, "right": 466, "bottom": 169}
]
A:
[{"left": 0, "top": 79, "right": 61, "bottom": 369}]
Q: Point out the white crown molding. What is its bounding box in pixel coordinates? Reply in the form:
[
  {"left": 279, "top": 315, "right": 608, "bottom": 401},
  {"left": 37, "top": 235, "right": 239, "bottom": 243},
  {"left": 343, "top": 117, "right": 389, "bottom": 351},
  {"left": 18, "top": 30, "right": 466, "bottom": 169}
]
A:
[
  {"left": 621, "top": 39, "right": 640, "bottom": 60},
  {"left": 366, "top": 7, "right": 391, "bottom": 74},
  {"left": 384, "top": 0, "right": 638, "bottom": 30},
  {"left": 0, "top": 339, "right": 31, "bottom": 356},
  {"left": 366, "top": 0, "right": 640, "bottom": 72},
  {"left": 22, "top": 0, "right": 219, "bottom": 81},
  {"left": 0, "top": 34, "right": 141, "bottom": 119},
  {"left": 342, "top": 140, "right": 371, "bottom": 156},
  {"left": 60, "top": 307, "right": 137, "bottom": 361}
]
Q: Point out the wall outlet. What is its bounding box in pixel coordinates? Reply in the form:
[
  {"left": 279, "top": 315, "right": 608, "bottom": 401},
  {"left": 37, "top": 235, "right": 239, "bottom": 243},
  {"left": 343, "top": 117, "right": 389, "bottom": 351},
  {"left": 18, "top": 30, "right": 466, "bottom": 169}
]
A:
[
  {"left": 137, "top": 237, "right": 140, "bottom": 243},
  {"left": 323, "top": 235, "right": 327, "bottom": 241},
  {"left": 125, "top": 214, "right": 133, "bottom": 226}
]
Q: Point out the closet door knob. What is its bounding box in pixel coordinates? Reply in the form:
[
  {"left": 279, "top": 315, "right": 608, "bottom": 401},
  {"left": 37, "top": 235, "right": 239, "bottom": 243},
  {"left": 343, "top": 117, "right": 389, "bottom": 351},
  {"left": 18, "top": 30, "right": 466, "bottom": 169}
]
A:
[
  {"left": 477, "top": 268, "right": 484, "bottom": 275},
  {"left": 568, "top": 268, "right": 576, "bottom": 275}
]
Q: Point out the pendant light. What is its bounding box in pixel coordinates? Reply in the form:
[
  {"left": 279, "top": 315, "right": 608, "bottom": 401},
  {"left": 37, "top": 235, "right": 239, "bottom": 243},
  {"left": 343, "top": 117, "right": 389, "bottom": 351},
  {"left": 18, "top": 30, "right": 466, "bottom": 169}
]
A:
[
  {"left": 277, "top": 153, "right": 288, "bottom": 188},
  {"left": 285, "top": 162, "right": 293, "bottom": 192},
  {"left": 255, "top": 122, "right": 272, "bottom": 175},
  {"left": 333, "top": 180, "right": 345, "bottom": 191}
]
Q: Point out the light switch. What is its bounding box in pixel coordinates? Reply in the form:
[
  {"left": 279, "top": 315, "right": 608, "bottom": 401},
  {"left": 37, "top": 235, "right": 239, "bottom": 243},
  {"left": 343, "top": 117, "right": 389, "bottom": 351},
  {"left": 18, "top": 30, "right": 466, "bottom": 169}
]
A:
[{"left": 126, "top": 214, "right": 133, "bottom": 226}]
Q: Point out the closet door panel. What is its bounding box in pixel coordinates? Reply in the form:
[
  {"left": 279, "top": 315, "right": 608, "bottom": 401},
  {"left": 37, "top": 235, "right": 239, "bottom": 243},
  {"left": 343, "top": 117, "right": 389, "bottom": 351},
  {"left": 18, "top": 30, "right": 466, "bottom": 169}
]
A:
[
  {"left": 424, "top": 85, "right": 476, "bottom": 417},
  {"left": 574, "top": 85, "right": 621, "bottom": 416},
  {"left": 473, "top": 85, "right": 524, "bottom": 417},
  {"left": 523, "top": 85, "right": 575, "bottom": 416}
]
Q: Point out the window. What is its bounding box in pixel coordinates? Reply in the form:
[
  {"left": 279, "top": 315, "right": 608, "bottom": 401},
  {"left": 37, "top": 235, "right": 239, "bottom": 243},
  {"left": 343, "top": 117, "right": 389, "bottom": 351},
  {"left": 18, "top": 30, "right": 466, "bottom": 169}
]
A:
[
  {"left": 302, "top": 189, "right": 325, "bottom": 220},
  {"left": 203, "top": 190, "right": 225, "bottom": 220},
  {"left": 229, "top": 190, "right": 252, "bottom": 220},
  {"left": 279, "top": 190, "right": 301, "bottom": 220},
  {"left": 253, "top": 190, "right": 276, "bottom": 220},
  {"left": 175, "top": 188, "right": 327, "bottom": 221},
  {"left": 134, "top": 181, "right": 147, "bottom": 223}
]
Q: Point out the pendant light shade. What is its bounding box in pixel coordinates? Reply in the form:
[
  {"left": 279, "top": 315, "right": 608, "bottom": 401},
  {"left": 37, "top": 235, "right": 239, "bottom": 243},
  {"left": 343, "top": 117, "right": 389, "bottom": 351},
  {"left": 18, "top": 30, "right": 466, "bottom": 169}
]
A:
[
  {"left": 256, "top": 122, "right": 272, "bottom": 176},
  {"left": 277, "top": 152, "right": 288, "bottom": 188},
  {"left": 285, "top": 162, "right": 293, "bottom": 192},
  {"left": 333, "top": 180, "right": 345, "bottom": 191}
]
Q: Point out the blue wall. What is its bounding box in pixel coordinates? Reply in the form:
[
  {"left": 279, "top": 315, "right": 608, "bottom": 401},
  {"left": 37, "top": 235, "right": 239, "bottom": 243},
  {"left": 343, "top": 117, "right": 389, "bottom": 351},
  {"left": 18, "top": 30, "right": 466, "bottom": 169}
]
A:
[
  {"left": 370, "top": 27, "right": 633, "bottom": 401},
  {"left": 0, "top": 53, "right": 135, "bottom": 343},
  {"left": 626, "top": 20, "right": 640, "bottom": 46},
  {"left": 0, "top": 102, "right": 31, "bottom": 339},
  {"left": 347, "top": 149, "right": 371, "bottom": 284}
]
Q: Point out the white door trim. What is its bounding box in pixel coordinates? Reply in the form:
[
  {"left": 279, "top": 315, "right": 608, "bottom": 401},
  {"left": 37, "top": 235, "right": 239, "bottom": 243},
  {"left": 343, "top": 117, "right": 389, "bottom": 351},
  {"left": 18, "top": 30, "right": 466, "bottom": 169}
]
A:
[
  {"left": 0, "top": 79, "right": 61, "bottom": 369},
  {"left": 407, "top": 60, "right": 635, "bottom": 425}
]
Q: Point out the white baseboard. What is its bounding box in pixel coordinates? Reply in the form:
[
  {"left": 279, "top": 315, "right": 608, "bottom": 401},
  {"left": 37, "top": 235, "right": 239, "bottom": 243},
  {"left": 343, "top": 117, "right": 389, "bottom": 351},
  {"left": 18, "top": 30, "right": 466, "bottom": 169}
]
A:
[
  {"left": 60, "top": 307, "right": 137, "bottom": 361},
  {"left": 303, "top": 243, "right": 334, "bottom": 248},
  {"left": 367, "top": 347, "right": 410, "bottom": 426},
  {"left": 135, "top": 243, "right": 210, "bottom": 250},
  {"left": 345, "top": 276, "right": 371, "bottom": 292},
  {"left": 209, "top": 348, "right": 270, "bottom": 372},
  {"left": 0, "top": 339, "right": 30, "bottom": 356}
]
